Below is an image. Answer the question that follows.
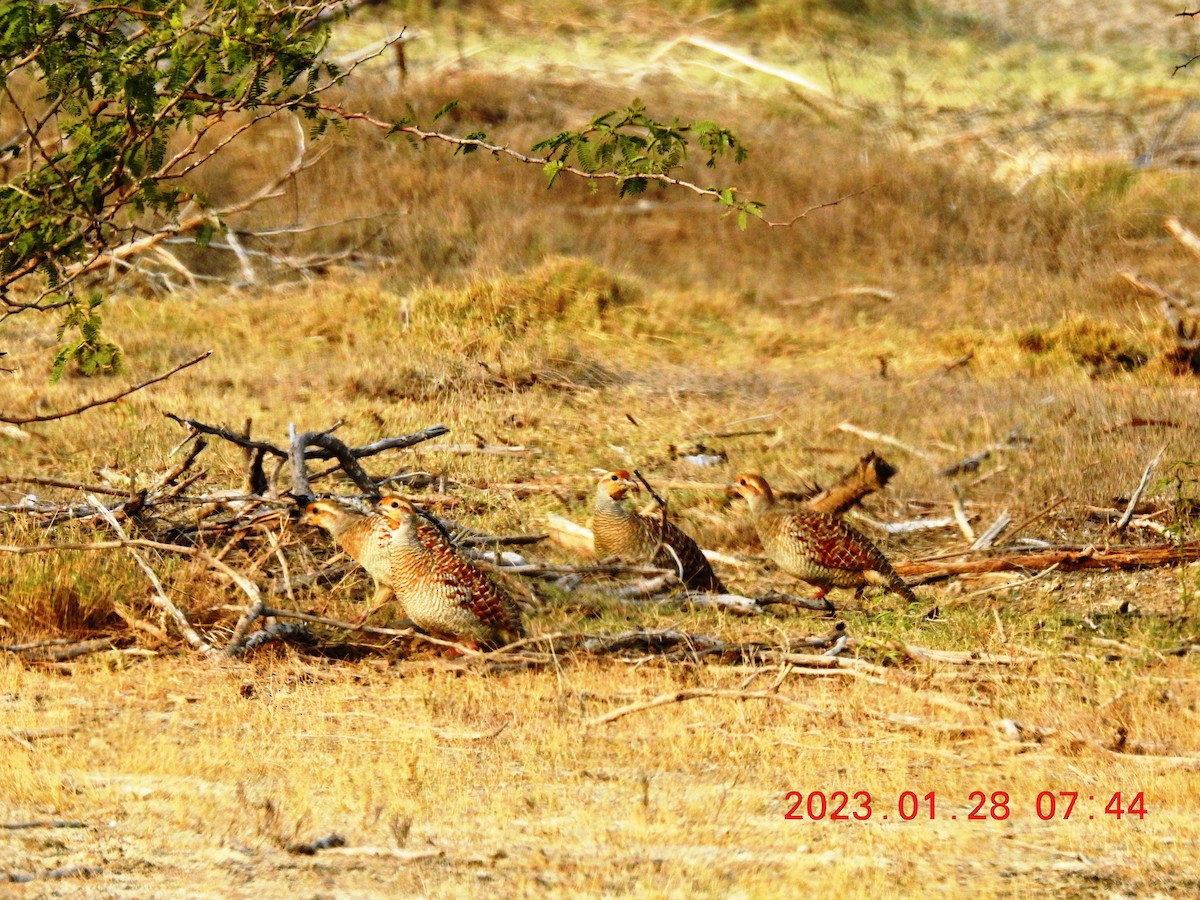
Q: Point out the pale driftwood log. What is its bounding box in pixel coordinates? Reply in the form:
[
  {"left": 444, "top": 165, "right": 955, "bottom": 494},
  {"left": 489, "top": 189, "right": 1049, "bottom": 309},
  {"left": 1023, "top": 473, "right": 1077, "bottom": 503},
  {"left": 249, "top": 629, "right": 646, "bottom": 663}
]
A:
[
  {"left": 540, "top": 513, "right": 596, "bottom": 555},
  {"left": 614, "top": 573, "right": 680, "bottom": 598},
  {"left": 850, "top": 513, "right": 955, "bottom": 534},
  {"left": 1166, "top": 216, "right": 1200, "bottom": 259},
  {"left": 652, "top": 34, "right": 847, "bottom": 112}
]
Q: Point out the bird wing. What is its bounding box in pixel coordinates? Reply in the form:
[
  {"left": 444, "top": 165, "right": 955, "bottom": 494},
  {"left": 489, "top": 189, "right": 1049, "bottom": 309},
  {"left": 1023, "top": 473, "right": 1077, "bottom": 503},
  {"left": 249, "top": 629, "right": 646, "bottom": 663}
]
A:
[
  {"left": 417, "top": 521, "right": 524, "bottom": 635},
  {"left": 653, "top": 518, "right": 725, "bottom": 592},
  {"left": 788, "top": 511, "right": 896, "bottom": 574}
]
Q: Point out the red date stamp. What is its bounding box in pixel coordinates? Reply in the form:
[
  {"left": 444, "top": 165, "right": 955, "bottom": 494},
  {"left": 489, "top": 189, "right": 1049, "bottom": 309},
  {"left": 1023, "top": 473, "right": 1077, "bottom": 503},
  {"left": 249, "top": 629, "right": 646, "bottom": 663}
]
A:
[{"left": 783, "top": 790, "right": 1147, "bottom": 822}]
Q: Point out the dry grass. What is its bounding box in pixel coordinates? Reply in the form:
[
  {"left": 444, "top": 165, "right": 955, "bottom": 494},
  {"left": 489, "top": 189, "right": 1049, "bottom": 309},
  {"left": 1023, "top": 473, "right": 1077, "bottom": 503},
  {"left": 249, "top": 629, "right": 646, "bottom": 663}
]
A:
[{"left": 3, "top": 1, "right": 1200, "bottom": 895}]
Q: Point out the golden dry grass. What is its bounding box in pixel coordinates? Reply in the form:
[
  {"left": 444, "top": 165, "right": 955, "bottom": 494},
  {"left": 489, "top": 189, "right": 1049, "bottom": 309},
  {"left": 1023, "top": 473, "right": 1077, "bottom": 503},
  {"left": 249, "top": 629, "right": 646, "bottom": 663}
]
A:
[{"left": 3, "top": 1, "right": 1200, "bottom": 896}]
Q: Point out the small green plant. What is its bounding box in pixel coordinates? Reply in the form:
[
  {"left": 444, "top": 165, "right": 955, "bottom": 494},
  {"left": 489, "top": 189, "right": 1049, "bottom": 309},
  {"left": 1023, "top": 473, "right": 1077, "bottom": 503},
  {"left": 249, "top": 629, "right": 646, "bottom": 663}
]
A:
[{"left": 50, "top": 292, "right": 123, "bottom": 381}]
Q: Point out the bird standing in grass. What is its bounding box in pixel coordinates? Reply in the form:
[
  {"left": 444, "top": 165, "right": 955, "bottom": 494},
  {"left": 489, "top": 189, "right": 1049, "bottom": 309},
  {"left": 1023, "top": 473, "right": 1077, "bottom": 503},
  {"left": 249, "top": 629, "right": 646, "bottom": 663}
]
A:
[
  {"left": 299, "top": 498, "right": 401, "bottom": 621},
  {"left": 730, "top": 471, "right": 917, "bottom": 604},
  {"left": 592, "top": 470, "right": 726, "bottom": 593},
  {"left": 376, "top": 494, "right": 525, "bottom": 649}
]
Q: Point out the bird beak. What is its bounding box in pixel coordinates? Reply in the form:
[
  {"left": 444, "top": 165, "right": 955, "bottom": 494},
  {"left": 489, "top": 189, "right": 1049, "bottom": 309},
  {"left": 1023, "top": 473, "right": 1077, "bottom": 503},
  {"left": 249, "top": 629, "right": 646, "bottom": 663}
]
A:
[{"left": 290, "top": 493, "right": 316, "bottom": 523}]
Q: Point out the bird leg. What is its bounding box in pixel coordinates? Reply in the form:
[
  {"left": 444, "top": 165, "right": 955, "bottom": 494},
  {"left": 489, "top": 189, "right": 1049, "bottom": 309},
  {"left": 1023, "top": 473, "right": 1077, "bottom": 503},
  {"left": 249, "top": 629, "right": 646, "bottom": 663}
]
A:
[{"left": 352, "top": 585, "right": 397, "bottom": 625}]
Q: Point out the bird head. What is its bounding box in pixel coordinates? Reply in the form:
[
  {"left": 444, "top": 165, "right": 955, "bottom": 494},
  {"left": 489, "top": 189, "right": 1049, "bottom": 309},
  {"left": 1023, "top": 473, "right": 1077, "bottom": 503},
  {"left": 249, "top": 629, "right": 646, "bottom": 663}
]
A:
[
  {"left": 729, "top": 472, "right": 775, "bottom": 513},
  {"left": 598, "top": 469, "right": 637, "bottom": 502},
  {"left": 299, "top": 499, "right": 352, "bottom": 532},
  {"left": 376, "top": 492, "right": 417, "bottom": 524},
  {"left": 300, "top": 499, "right": 340, "bottom": 526}
]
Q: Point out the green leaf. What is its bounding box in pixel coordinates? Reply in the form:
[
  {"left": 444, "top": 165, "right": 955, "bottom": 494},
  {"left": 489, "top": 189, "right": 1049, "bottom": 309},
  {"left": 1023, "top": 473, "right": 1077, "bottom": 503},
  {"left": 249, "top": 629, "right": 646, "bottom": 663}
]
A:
[
  {"left": 195, "top": 220, "right": 215, "bottom": 248},
  {"left": 432, "top": 100, "right": 459, "bottom": 122}
]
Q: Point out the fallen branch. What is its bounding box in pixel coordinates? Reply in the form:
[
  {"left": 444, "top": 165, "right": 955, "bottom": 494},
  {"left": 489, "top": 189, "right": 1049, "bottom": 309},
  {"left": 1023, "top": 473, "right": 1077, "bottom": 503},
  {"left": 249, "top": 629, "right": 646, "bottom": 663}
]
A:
[
  {"left": 655, "top": 34, "right": 843, "bottom": 107},
  {"left": 970, "top": 510, "right": 1012, "bottom": 550},
  {"left": 896, "top": 542, "right": 1200, "bottom": 581},
  {"left": 1113, "top": 447, "right": 1165, "bottom": 535},
  {"left": 586, "top": 687, "right": 823, "bottom": 726},
  {"left": 165, "top": 414, "right": 448, "bottom": 463},
  {"left": 416, "top": 443, "right": 540, "bottom": 456},
  {"left": 288, "top": 425, "right": 380, "bottom": 499},
  {"left": 5, "top": 638, "right": 116, "bottom": 662},
  {"left": 0, "top": 351, "right": 212, "bottom": 425},
  {"left": 834, "top": 422, "right": 933, "bottom": 460}
]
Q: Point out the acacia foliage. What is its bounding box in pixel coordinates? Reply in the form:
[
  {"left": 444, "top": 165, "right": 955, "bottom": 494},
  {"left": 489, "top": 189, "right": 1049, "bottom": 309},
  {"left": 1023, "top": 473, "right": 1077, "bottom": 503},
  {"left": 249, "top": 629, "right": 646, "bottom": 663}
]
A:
[
  {"left": 1, "top": 1, "right": 759, "bottom": 376},
  {"left": 0, "top": 0, "right": 342, "bottom": 291},
  {"left": 1, "top": 0, "right": 346, "bottom": 370}
]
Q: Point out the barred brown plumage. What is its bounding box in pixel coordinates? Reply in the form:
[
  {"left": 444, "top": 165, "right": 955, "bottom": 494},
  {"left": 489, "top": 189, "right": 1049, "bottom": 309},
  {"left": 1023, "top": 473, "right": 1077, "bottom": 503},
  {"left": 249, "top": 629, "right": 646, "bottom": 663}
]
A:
[
  {"left": 592, "top": 470, "right": 725, "bottom": 593},
  {"left": 730, "top": 472, "right": 917, "bottom": 604},
  {"left": 377, "top": 494, "right": 525, "bottom": 648}
]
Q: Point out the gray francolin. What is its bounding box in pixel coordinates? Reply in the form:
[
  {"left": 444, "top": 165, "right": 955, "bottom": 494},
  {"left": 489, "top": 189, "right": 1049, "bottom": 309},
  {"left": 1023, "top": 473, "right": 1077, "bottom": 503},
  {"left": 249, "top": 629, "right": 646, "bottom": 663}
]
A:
[
  {"left": 593, "top": 470, "right": 726, "bottom": 593},
  {"left": 376, "top": 494, "right": 525, "bottom": 648},
  {"left": 730, "top": 472, "right": 917, "bottom": 604},
  {"left": 299, "top": 499, "right": 400, "bottom": 618}
]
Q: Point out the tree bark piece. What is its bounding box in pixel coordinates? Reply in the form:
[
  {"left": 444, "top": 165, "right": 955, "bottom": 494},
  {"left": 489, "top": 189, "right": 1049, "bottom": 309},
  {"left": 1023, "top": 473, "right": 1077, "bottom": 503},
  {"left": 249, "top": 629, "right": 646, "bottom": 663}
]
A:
[{"left": 805, "top": 450, "right": 897, "bottom": 516}]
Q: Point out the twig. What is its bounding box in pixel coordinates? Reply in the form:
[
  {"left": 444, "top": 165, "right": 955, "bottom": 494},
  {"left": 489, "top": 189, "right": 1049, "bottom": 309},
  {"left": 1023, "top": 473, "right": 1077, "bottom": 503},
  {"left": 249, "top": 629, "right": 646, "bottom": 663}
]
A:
[
  {"left": 0, "top": 821, "right": 88, "bottom": 830},
  {"left": 1006, "top": 496, "right": 1068, "bottom": 541},
  {"left": 417, "top": 443, "right": 540, "bottom": 456},
  {"left": 1114, "top": 447, "right": 1165, "bottom": 535},
  {"left": 86, "top": 496, "right": 220, "bottom": 658},
  {"left": 849, "top": 513, "right": 955, "bottom": 534},
  {"left": 932, "top": 564, "right": 1062, "bottom": 612},
  {"left": 7, "top": 638, "right": 116, "bottom": 662},
  {"left": 970, "top": 511, "right": 1012, "bottom": 551},
  {"left": 951, "top": 486, "right": 975, "bottom": 542},
  {"left": 586, "top": 687, "right": 822, "bottom": 726},
  {"left": 0, "top": 475, "right": 131, "bottom": 497},
  {"left": 0, "top": 351, "right": 212, "bottom": 425},
  {"left": 822, "top": 634, "right": 849, "bottom": 657},
  {"left": 165, "top": 415, "right": 449, "bottom": 463},
  {"left": 833, "top": 422, "right": 933, "bottom": 460},
  {"left": 632, "top": 469, "right": 667, "bottom": 508}
]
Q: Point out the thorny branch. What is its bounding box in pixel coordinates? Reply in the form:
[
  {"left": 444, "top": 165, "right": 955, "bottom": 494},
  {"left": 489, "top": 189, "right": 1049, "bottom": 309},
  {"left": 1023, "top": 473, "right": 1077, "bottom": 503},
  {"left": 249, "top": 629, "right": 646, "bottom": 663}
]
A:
[{"left": 0, "top": 351, "right": 212, "bottom": 425}]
